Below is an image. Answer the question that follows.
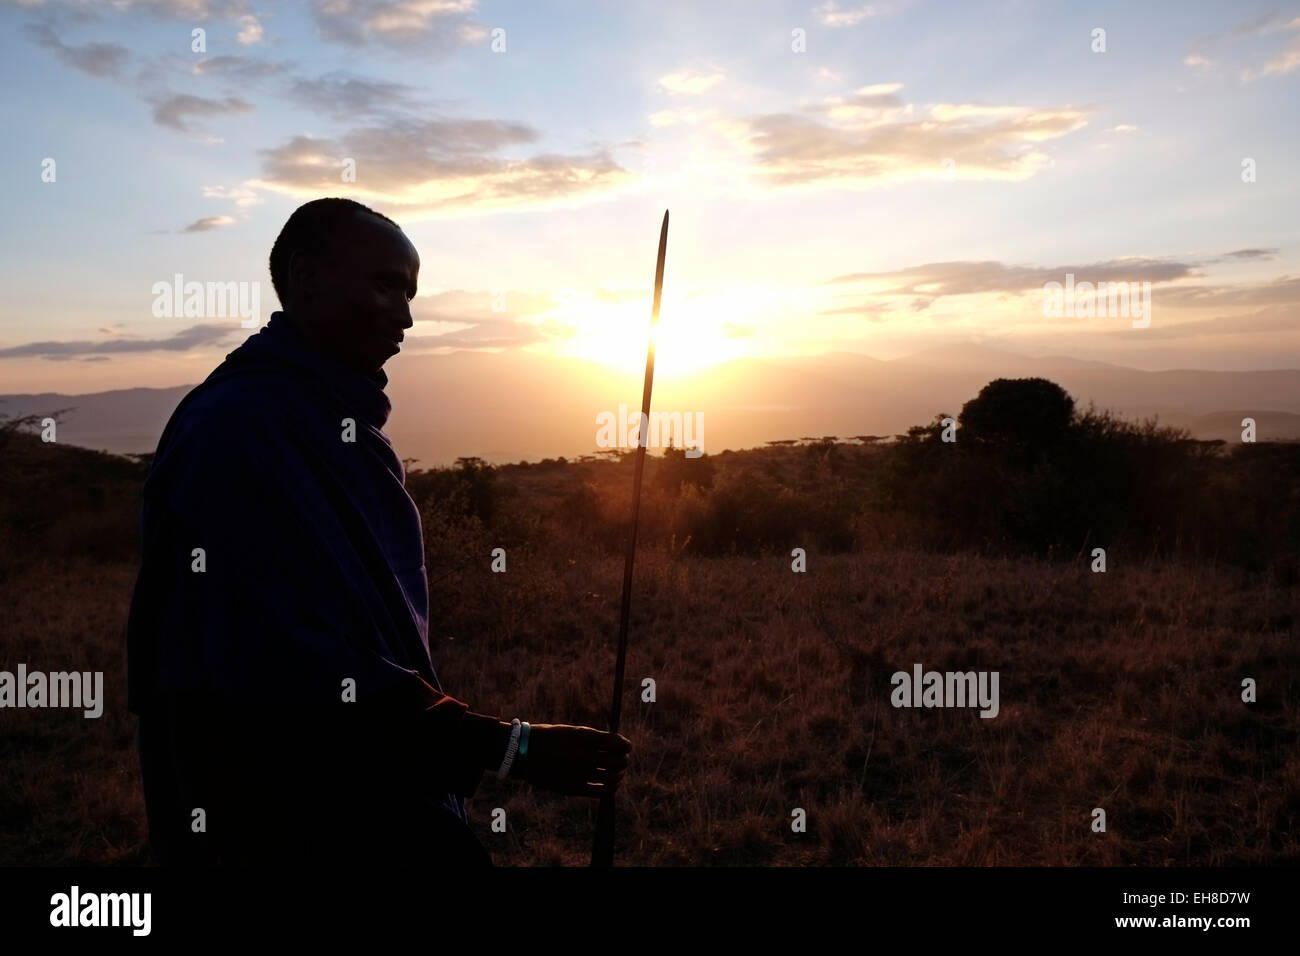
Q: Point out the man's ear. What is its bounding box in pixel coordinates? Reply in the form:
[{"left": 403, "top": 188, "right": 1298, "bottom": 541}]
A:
[{"left": 287, "top": 248, "right": 319, "bottom": 304}]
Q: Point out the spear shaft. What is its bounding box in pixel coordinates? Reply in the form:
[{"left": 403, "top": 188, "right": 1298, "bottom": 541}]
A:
[{"left": 592, "top": 209, "right": 669, "bottom": 867}]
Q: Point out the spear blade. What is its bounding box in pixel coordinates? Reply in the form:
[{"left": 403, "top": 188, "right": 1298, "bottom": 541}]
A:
[{"left": 592, "top": 209, "right": 669, "bottom": 867}]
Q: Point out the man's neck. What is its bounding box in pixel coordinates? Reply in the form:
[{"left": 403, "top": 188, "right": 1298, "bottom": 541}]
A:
[
  {"left": 281, "top": 309, "right": 343, "bottom": 366},
  {"left": 279, "top": 308, "right": 383, "bottom": 382}
]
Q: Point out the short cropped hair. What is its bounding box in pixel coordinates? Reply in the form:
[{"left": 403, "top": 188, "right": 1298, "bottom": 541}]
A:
[{"left": 268, "top": 198, "right": 399, "bottom": 308}]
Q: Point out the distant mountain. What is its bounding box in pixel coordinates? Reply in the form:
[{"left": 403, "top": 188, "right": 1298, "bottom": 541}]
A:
[
  {"left": 3, "top": 347, "right": 1297, "bottom": 464},
  {"left": 1168, "top": 410, "right": 1300, "bottom": 444},
  {"left": 0, "top": 385, "right": 192, "bottom": 457}
]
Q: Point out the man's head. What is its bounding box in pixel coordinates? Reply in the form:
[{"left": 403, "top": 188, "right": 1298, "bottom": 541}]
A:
[{"left": 269, "top": 198, "right": 419, "bottom": 374}]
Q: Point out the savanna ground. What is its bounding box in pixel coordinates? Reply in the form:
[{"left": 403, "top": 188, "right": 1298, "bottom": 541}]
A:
[{"left": 1, "top": 379, "right": 1297, "bottom": 865}]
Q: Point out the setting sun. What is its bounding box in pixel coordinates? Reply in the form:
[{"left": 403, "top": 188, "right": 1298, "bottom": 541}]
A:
[{"left": 538, "top": 286, "right": 786, "bottom": 378}]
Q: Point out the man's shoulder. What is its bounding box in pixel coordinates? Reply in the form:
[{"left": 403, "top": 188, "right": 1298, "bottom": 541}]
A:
[
  {"left": 167, "top": 372, "right": 289, "bottom": 446},
  {"left": 148, "top": 373, "right": 295, "bottom": 498}
]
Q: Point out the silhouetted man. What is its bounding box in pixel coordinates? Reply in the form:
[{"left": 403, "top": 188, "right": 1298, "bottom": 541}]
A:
[{"left": 126, "top": 197, "right": 630, "bottom": 865}]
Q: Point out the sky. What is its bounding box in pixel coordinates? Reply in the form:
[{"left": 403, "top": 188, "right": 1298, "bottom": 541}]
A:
[{"left": 1, "top": 0, "right": 1299, "bottom": 399}]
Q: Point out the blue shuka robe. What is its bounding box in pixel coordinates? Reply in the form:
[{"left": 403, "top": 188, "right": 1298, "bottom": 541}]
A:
[{"left": 126, "top": 310, "right": 500, "bottom": 865}]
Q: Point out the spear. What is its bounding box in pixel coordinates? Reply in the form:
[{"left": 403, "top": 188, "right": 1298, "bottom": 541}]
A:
[{"left": 592, "top": 209, "right": 669, "bottom": 867}]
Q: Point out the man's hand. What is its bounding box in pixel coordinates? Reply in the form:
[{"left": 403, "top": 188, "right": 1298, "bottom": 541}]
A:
[{"left": 510, "top": 724, "right": 631, "bottom": 797}]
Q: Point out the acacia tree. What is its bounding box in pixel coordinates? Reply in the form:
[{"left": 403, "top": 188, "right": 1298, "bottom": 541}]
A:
[{"left": 957, "top": 377, "right": 1075, "bottom": 459}]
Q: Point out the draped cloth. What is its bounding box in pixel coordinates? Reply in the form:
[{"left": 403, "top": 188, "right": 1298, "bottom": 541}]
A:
[{"left": 126, "top": 310, "right": 497, "bottom": 865}]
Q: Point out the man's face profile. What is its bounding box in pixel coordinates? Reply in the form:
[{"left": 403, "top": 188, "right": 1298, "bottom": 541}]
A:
[{"left": 284, "top": 211, "right": 419, "bottom": 374}]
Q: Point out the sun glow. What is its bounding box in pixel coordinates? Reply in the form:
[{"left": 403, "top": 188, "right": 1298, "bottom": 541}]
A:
[{"left": 539, "top": 287, "right": 778, "bottom": 378}]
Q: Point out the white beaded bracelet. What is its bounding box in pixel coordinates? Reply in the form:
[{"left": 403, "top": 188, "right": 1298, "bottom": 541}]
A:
[{"left": 496, "top": 718, "right": 522, "bottom": 780}]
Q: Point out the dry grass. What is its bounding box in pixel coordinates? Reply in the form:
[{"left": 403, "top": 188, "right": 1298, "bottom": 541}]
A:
[
  {"left": 439, "top": 543, "right": 1298, "bottom": 866},
  {"left": 5, "top": 541, "right": 1293, "bottom": 866},
  {"left": 2, "top": 426, "right": 1295, "bottom": 866}
]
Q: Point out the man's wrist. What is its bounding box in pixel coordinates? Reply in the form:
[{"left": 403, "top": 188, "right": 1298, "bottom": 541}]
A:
[
  {"left": 459, "top": 712, "right": 514, "bottom": 773},
  {"left": 492, "top": 719, "right": 513, "bottom": 771}
]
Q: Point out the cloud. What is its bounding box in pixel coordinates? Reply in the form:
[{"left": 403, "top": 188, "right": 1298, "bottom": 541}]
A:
[
  {"left": 1154, "top": 275, "right": 1300, "bottom": 309},
  {"left": 150, "top": 92, "right": 254, "bottom": 132},
  {"left": 1261, "top": 31, "right": 1300, "bottom": 76},
  {"left": 718, "top": 84, "right": 1089, "bottom": 188},
  {"left": 1104, "top": 124, "right": 1139, "bottom": 133},
  {"left": 190, "top": 54, "right": 288, "bottom": 79},
  {"left": 404, "top": 319, "right": 548, "bottom": 350},
  {"left": 813, "top": 1, "right": 888, "bottom": 28},
  {"left": 201, "top": 184, "right": 263, "bottom": 208},
  {"left": 0, "top": 323, "right": 239, "bottom": 360},
  {"left": 253, "top": 116, "right": 634, "bottom": 216},
  {"left": 657, "top": 68, "right": 724, "bottom": 95},
  {"left": 182, "top": 215, "right": 236, "bottom": 232},
  {"left": 236, "top": 13, "right": 261, "bottom": 44},
  {"left": 414, "top": 289, "right": 559, "bottom": 321},
  {"left": 1231, "top": 15, "right": 1300, "bottom": 80},
  {"left": 20, "top": 22, "right": 129, "bottom": 78},
  {"left": 286, "top": 71, "right": 424, "bottom": 120},
  {"left": 816, "top": 257, "right": 1300, "bottom": 342},
  {"left": 309, "top": 0, "right": 487, "bottom": 53},
  {"left": 399, "top": 289, "right": 572, "bottom": 350},
  {"left": 9, "top": 0, "right": 252, "bottom": 18},
  {"left": 1231, "top": 11, "right": 1298, "bottom": 38},
  {"left": 810, "top": 83, "right": 907, "bottom": 122},
  {"left": 1105, "top": 305, "right": 1299, "bottom": 340},
  {"left": 826, "top": 258, "right": 1196, "bottom": 303},
  {"left": 12, "top": 0, "right": 484, "bottom": 56},
  {"left": 1183, "top": 53, "right": 1214, "bottom": 70},
  {"left": 1221, "top": 248, "right": 1278, "bottom": 260},
  {"left": 649, "top": 106, "right": 720, "bottom": 128}
]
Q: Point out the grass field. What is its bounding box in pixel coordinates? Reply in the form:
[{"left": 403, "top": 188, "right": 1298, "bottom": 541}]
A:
[
  {"left": 3, "top": 542, "right": 1295, "bottom": 865},
  {"left": 2, "top": 397, "right": 1297, "bottom": 866}
]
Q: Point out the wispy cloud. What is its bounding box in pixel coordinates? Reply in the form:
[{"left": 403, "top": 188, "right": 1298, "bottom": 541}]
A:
[
  {"left": 816, "top": 257, "right": 1299, "bottom": 344},
  {"left": 720, "top": 84, "right": 1089, "bottom": 188},
  {"left": 181, "top": 215, "right": 236, "bottom": 232},
  {"left": 824, "top": 258, "right": 1196, "bottom": 311},
  {"left": 657, "top": 67, "right": 724, "bottom": 95},
  {"left": 200, "top": 184, "right": 263, "bottom": 208},
  {"left": 0, "top": 323, "right": 239, "bottom": 360},
  {"left": 149, "top": 92, "right": 254, "bottom": 133},
  {"left": 1202, "top": 13, "right": 1300, "bottom": 81},
  {"left": 9, "top": 0, "right": 252, "bottom": 18},
  {"left": 813, "top": 1, "right": 889, "bottom": 28},
  {"left": 1219, "top": 248, "right": 1278, "bottom": 260},
  {"left": 235, "top": 13, "right": 262, "bottom": 44},
  {"left": 1104, "top": 305, "right": 1298, "bottom": 340},
  {"left": 414, "top": 289, "right": 559, "bottom": 322},
  {"left": 1155, "top": 275, "right": 1300, "bottom": 309},
  {"left": 286, "top": 71, "right": 426, "bottom": 120},
  {"left": 1260, "top": 23, "right": 1300, "bottom": 76},
  {"left": 1231, "top": 11, "right": 1298, "bottom": 38},
  {"left": 20, "top": 22, "right": 129, "bottom": 78},
  {"left": 309, "top": 0, "right": 487, "bottom": 53},
  {"left": 253, "top": 116, "right": 633, "bottom": 216},
  {"left": 189, "top": 54, "right": 288, "bottom": 79}
]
